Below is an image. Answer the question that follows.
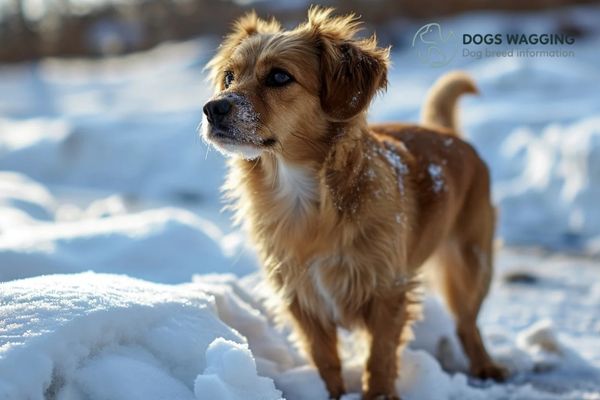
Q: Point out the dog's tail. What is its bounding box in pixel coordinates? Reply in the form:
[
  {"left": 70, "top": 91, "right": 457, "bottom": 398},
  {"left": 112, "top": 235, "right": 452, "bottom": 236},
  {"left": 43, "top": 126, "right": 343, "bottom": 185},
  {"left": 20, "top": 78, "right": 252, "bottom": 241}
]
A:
[{"left": 420, "top": 71, "right": 478, "bottom": 136}]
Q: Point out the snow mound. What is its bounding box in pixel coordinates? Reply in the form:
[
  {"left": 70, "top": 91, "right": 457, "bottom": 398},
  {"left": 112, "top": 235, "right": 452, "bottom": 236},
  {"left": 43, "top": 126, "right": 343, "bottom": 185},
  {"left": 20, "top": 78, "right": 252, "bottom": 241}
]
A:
[
  {"left": 201, "top": 275, "right": 600, "bottom": 400},
  {"left": 0, "top": 172, "right": 56, "bottom": 230},
  {"left": 0, "top": 206, "right": 257, "bottom": 282},
  {"left": 0, "top": 114, "right": 224, "bottom": 202},
  {"left": 1, "top": 272, "right": 599, "bottom": 400},
  {"left": 0, "top": 273, "right": 281, "bottom": 400},
  {"left": 495, "top": 117, "right": 600, "bottom": 251},
  {"left": 194, "top": 338, "right": 283, "bottom": 400}
]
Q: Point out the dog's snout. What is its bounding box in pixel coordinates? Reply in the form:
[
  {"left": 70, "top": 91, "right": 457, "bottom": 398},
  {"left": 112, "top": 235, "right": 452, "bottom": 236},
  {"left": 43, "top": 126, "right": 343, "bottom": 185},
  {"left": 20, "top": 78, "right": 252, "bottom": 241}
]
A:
[{"left": 203, "top": 99, "right": 232, "bottom": 124}]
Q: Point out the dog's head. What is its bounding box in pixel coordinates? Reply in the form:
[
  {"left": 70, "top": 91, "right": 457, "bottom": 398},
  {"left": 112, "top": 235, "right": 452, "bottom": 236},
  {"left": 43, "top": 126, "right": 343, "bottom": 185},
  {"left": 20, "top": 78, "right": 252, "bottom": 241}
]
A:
[{"left": 201, "top": 7, "right": 389, "bottom": 161}]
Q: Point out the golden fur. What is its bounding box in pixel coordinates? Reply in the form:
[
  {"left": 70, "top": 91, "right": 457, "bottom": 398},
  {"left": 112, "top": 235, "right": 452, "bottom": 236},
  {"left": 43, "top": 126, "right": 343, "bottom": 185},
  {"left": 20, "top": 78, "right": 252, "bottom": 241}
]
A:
[{"left": 202, "top": 7, "right": 507, "bottom": 399}]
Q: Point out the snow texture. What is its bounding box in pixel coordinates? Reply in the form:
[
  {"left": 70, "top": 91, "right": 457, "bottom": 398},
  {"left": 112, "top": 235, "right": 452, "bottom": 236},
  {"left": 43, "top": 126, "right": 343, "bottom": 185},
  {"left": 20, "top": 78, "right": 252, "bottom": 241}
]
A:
[{"left": 0, "top": 273, "right": 281, "bottom": 400}]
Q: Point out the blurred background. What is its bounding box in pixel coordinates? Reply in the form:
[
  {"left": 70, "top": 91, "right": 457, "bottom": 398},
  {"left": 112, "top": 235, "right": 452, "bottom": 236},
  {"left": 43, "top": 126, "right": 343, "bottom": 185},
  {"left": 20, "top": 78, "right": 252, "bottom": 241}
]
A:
[
  {"left": 1, "top": 0, "right": 600, "bottom": 283},
  {"left": 0, "top": 0, "right": 598, "bottom": 61}
]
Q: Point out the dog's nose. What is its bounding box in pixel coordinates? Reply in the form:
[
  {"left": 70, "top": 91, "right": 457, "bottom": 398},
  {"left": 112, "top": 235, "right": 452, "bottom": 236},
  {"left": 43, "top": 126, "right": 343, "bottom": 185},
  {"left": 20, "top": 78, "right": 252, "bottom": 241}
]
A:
[{"left": 203, "top": 99, "right": 232, "bottom": 124}]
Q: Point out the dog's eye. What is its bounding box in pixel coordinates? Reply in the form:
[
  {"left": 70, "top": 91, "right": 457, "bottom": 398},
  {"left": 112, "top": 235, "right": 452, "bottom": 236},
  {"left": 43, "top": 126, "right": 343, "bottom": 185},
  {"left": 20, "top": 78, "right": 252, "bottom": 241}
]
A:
[
  {"left": 224, "top": 71, "right": 234, "bottom": 89},
  {"left": 266, "top": 68, "right": 293, "bottom": 87}
]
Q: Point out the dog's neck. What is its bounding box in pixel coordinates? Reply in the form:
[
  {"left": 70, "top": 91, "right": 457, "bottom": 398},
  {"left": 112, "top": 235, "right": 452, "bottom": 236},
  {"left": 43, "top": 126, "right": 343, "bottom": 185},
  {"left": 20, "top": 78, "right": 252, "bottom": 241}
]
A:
[
  {"left": 226, "top": 119, "right": 369, "bottom": 229},
  {"left": 261, "top": 118, "right": 367, "bottom": 195},
  {"left": 261, "top": 154, "right": 319, "bottom": 214}
]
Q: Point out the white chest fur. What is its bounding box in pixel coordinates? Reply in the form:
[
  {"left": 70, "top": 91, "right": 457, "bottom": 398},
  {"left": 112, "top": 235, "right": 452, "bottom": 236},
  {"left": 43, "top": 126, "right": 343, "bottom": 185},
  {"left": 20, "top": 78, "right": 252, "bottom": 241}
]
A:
[
  {"left": 273, "top": 158, "right": 318, "bottom": 213},
  {"left": 309, "top": 259, "right": 341, "bottom": 323}
]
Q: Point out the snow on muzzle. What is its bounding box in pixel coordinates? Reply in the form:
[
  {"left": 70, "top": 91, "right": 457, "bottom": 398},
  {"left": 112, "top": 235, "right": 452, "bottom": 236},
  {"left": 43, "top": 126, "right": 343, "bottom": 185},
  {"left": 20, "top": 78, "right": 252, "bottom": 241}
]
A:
[{"left": 201, "top": 93, "right": 264, "bottom": 148}]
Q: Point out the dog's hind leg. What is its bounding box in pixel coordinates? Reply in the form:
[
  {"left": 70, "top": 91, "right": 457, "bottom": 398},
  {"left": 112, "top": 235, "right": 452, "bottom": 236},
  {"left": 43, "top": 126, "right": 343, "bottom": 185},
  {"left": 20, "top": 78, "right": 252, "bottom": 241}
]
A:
[{"left": 433, "top": 202, "right": 508, "bottom": 381}]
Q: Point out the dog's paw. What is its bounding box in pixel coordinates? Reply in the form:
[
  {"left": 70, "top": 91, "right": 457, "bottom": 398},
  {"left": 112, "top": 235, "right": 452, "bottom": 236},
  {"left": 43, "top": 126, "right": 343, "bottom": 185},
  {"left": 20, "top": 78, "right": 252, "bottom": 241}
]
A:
[
  {"left": 326, "top": 387, "right": 345, "bottom": 400},
  {"left": 363, "top": 393, "right": 401, "bottom": 400},
  {"left": 472, "top": 362, "right": 509, "bottom": 382}
]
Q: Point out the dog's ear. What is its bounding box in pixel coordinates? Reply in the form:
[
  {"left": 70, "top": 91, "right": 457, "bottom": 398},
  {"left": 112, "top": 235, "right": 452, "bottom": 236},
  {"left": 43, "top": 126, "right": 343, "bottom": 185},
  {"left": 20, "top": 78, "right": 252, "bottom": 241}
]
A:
[
  {"left": 307, "top": 7, "right": 389, "bottom": 121},
  {"left": 206, "top": 12, "right": 281, "bottom": 90},
  {"left": 319, "top": 38, "right": 389, "bottom": 120}
]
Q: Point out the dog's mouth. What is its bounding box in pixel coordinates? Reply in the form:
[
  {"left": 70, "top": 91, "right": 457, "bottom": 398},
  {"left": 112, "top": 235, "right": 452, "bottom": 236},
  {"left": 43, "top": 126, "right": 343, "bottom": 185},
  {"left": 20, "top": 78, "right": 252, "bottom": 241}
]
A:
[
  {"left": 207, "top": 127, "right": 247, "bottom": 146},
  {"left": 207, "top": 125, "right": 275, "bottom": 148},
  {"left": 203, "top": 122, "right": 276, "bottom": 160}
]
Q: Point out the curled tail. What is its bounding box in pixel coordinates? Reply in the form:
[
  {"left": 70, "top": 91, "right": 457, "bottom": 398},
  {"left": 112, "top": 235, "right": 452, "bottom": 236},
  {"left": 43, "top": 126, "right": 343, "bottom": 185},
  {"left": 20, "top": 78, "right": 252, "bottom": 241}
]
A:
[{"left": 420, "top": 71, "right": 478, "bottom": 136}]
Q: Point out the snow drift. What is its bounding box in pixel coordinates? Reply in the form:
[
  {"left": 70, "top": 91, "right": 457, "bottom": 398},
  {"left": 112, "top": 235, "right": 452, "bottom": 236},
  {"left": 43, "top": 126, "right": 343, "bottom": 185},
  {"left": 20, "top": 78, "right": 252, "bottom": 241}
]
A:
[
  {"left": 0, "top": 273, "right": 282, "bottom": 400},
  {"left": 1, "top": 272, "right": 599, "bottom": 400}
]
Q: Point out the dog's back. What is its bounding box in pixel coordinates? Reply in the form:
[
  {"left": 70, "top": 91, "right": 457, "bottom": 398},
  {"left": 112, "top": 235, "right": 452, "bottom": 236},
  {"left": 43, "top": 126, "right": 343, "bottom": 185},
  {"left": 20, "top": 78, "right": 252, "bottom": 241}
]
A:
[
  {"left": 369, "top": 72, "right": 491, "bottom": 267},
  {"left": 368, "top": 72, "right": 504, "bottom": 381}
]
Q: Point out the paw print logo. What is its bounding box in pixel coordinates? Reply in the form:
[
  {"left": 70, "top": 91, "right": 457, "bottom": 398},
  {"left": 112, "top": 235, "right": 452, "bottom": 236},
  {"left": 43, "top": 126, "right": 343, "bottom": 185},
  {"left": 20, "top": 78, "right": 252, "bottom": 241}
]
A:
[{"left": 412, "top": 23, "right": 458, "bottom": 68}]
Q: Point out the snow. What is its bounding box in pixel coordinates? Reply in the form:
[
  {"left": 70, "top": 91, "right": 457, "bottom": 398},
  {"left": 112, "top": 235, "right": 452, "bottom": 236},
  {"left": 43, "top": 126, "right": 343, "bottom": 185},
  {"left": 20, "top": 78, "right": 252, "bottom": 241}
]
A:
[
  {"left": 0, "top": 205, "right": 257, "bottom": 282},
  {"left": 0, "top": 273, "right": 280, "bottom": 400},
  {"left": 2, "top": 264, "right": 599, "bottom": 399},
  {"left": 375, "top": 140, "right": 409, "bottom": 195},
  {"left": 494, "top": 118, "right": 600, "bottom": 251},
  {"left": 0, "top": 172, "right": 56, "bottom": 229},
  {"left": 194, "top": 338, "right": 283, "bottom": 400},
  {"left": 1, "top": 5, "right": 600, "bottom": 400},
  {"left": 427, "top": 163, "right": 445, "bottom": 193}
]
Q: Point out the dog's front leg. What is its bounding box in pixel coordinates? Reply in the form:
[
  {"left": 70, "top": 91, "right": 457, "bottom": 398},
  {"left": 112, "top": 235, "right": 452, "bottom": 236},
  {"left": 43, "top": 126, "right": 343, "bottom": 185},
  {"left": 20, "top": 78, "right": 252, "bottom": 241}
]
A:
[
  {"left": 289, "top": 298, "right": 345, "bottom": 399},
  {"left": 362, "top": 292, "right": 411, "bottom": 400}
]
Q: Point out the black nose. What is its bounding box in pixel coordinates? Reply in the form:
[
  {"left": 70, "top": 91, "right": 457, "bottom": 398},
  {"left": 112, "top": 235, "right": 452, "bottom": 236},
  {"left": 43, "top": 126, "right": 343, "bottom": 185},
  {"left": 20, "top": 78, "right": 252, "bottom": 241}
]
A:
[{"left": 203, "top": 99, "right": 231, "bottom": 124}]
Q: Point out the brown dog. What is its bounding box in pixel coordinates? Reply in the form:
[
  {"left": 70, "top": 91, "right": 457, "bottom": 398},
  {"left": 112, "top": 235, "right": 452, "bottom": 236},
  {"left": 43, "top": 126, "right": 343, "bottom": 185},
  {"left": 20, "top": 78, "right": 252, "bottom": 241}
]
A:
[{"left": 201, "top": 7, "right": 507, "bottom": 399}]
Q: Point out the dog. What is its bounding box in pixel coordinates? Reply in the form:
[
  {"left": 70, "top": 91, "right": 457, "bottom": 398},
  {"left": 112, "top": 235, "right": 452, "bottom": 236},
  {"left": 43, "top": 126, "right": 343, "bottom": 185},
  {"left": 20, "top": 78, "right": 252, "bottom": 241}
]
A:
[{"left": 201, "top": 7, "right": 507, "bottom": 399}]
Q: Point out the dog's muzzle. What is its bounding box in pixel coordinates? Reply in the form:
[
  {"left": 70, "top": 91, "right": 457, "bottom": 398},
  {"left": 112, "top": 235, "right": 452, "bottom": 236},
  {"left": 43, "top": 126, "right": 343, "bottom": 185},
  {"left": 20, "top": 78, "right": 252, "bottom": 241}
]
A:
[{"left": 202, "top": 93, "right": 261, "bottom": 145}]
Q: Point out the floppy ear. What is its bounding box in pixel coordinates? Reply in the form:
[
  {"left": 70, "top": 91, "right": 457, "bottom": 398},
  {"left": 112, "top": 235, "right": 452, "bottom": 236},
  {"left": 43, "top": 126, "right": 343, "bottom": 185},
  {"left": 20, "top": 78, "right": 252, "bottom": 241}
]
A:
[
  {"left": 305, "top": 7, "right": 389, "bottom": 120},
  {"left": 319, "top": 37, "right": 389, "bottom": 120},
  {"left": 206, "top": 12, "right": 281, "bottom": 90}
]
